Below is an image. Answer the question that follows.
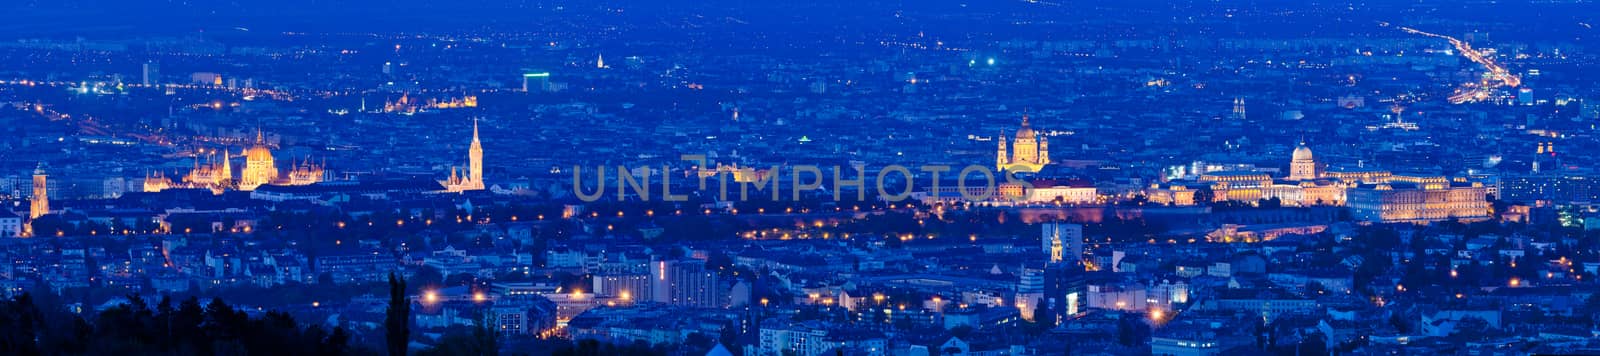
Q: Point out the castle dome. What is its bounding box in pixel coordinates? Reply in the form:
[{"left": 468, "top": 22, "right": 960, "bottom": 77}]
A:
[{"left": 1292, "top": 144, "right": 1313, "bottom": 161}]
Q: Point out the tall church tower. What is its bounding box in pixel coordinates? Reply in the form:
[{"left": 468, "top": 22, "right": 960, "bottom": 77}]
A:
[
  {"left": 1038, "top": 136, "right": 1049, "bottom": 165},
  {"left": 29, "top": 163, "right": 48, "bottom": 220},
  {"left": 996, "top": 134, "right": 1009, "bottom": 171},
  {"left": 469, "top": 119, "right": 483, "bottom": 185},
  {"left": 1049, "top": 236, "right": 1063, "bottom": 263},
  {"left": 443, "top": 119, "right": 486, "bottom": 192},
  {"left": 220, "top": 150, "right": 233, "bottom": 185}
]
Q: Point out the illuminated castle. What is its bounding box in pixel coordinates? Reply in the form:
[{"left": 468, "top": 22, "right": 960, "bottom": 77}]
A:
[
  {"left": 442, "top": 120, "right": 486, "bottom": 192},
  {"left": 1287, "top": 141, "right": 1322, "bottom": 180},
  {"left": 1147, "top": 142, "right": 1487, "bottom": 223},
  {"left": 384, "top": 93, "right": 478, "bottom": 114},
  {"left": 997, "top": 115, "right": 1049, "bottom": 173}
]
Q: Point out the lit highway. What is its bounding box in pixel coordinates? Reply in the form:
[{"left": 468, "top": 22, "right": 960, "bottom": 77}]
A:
[{"left": 1396, "top": 25, "right": 1522, "bottom": 104}]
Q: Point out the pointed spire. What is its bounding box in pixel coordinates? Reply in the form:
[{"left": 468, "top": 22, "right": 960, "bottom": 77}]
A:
[
  {"left": 255, "top": 127, "right": 264, "bottom": 145},
  {"left": 472, "top": 117, "right": 480, "bottom": 143}
]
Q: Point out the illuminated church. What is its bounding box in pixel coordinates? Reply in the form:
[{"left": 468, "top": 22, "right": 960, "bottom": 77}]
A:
[
  {"left": 996, "top": 115, "right": 1049, "bottom": 173},
  {"left": 441, "top": 120, "right": 486, "bottom": 192},
  {"left": 144, "top": 130, "right": 325, "bottom": 194}
]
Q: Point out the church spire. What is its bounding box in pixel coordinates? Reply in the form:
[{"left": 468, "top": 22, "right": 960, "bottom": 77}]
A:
[{"left": 222, "top": 149, "right": 232, "bottom": 182}]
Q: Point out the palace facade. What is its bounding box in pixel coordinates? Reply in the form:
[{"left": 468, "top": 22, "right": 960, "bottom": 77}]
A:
[{"left": 1145, "top": 143, "right": 1489, "bottom": 222}]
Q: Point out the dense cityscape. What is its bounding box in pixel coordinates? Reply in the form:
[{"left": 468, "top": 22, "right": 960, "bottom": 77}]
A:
[{"left": 2, "top": 0, "right": 1600, "bottom": 355}]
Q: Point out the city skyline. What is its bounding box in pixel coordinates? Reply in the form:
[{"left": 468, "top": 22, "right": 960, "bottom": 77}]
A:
[{"left": 1, "top": 1, "right": 1598, "bottom": 356}]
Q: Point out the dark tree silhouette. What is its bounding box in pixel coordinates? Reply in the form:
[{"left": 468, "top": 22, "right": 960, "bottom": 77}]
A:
[
  {"left": 387, "top": 272, "right": 411, "bottom": 356},
  {"left": 0, "top": 292, "right": 353, "bottom": 355}
]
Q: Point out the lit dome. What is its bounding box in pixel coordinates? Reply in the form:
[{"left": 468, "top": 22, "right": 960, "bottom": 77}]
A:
[
  {"left": 246, "top": 130, "right": 274, "bottom": 162},
  {"left": 1292, "top": 144, "right": 1313, "bottom": 161},
  {"left": 246, "top": 145, "right": 274, "bottom": 162},
  {"left": 1014, "top": 115, "right": 1036, "bottom": 140}
]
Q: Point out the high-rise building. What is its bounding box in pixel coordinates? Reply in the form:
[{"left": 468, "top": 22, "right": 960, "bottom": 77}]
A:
[
  {"left": 1498, "top": 175, "right": 1600, "bottom": 204},
  {"left": 142, "top": 62, "right": 160, "bottom": 86},
  {"left": 1041, "top": 223, "right": 1083, "bottom": 264},
  {"left": 1039, "top": 262, "right": 1086, "bottom": 326},
  {"left": 1233, "top": 97, "right": 1247, "bottom": 120},
  {"left": 522, "top": 72, "right": 550, "bottom": 92},
  {"left": 650, "top": 259, "right": 724, "bottom": 308},
  {"left": 593, "top": 272, "right": 651, "bottom": 301},
  {"left": 1582, "top": 99, "right": 1600, "bottom": 120}
]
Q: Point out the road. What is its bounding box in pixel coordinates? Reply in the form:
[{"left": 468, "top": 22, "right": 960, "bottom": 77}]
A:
[{"left": 1395, "top": 25, "right": 1521, "bottom": 104}]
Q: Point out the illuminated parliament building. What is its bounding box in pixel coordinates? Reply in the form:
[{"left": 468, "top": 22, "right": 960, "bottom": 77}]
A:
[{"left": 143, "top": 131, "right": 326, "bottom": 194}]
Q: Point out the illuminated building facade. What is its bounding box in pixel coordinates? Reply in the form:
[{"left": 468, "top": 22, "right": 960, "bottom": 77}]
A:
[
  {"left": 147, "top": 150, "right": 235, "bottom": 193},
  {"left": 696, "top": 163, "right": 769, "bottom": 184},
  {"left": 29, "top": 163, "right": 49, "bottom": 217},
  {"left": 1347, "top": 180, "right": 1491, "bottom": 223},
  {"left": 1024, "top": 180, "right": 1098, "bottom": 204},
  {"left": 1287, "top": 142, "right": 1321, "bottom": 180},
  {"left": 1149, "top": 144, "right": 1357, "bottom": 207},
  {"left": 146, "top": 131, "right": 324, "bottom": 194},
  {"left": 383, "top": 93, "right": 479, "bottom": 114},
  {"left": 997, "top": 115, "right": 1049, "bottom": 172},
  {"left": 649, "top": 260, "right": 724, "bottom": 308},
  {"left": 285, "top": 160, "right": 327, "bottom": 186},
  {"left": 1041, "top": 223, "right": 1083, "bottom": 264},
  {"left": 240, "top": 131, "right": 279, "bottom": 191},
  {"left": 442, "top": 120, "right": 486, "bottom": 192}
]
